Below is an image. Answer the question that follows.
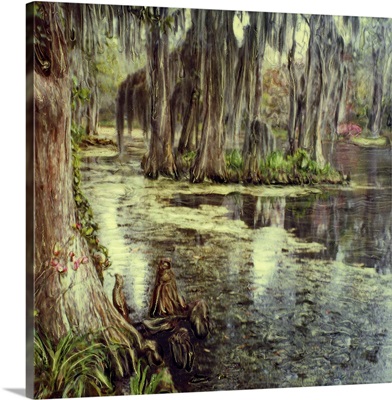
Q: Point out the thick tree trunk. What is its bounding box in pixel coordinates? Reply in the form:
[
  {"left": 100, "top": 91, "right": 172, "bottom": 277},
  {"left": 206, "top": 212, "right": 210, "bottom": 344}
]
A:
[
  {"left": 190, "top": 10, "right": 227, "bottom": 183},
  {"left": 144, "top": 8, "right": 178, "bottom": 179},
  {"left": 302, "top": 16, "right": 326, "bottom": 167},
  {"left": 34, "top": 2, "right": 159, "bottom": 369},
  {"left": 241, "top": 13, "right": 271, "bottom": 181}
]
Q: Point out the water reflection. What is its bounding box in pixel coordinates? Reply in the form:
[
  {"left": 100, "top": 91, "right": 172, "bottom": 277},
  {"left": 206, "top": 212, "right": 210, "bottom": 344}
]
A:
[{"left": 174, "top": 189, "right": 391, "bottom": 272}]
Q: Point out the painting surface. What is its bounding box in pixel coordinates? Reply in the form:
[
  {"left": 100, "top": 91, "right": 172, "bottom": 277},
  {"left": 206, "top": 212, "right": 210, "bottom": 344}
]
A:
[{"left": 29, "top": 1, "right": 392, "bottom": 398}]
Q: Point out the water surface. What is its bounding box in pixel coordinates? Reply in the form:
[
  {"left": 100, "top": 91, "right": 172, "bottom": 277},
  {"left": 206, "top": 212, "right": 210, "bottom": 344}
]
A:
[{"left": 81, "top": 131, "right": 392, "bottom": 391}]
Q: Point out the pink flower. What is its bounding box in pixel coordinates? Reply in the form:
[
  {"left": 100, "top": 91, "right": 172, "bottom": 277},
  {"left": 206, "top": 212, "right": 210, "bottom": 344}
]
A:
[
  {"left": 81, "top": 256, "right": 89, "bottom": 264},
  {"left": 73, "top": 260, "right": 81, "bottom": 271},
  {"left": 53, "top": 243, "right": 61, "bottom": 256},
  {"left": 56, "top": 264, "right": 67, "bottom": 273},
  {"left": 50, "top": 258, "right": 59, "bottom": 267},
  {"left": 69, "top": 251, "right": 75, "bottom": 261}
]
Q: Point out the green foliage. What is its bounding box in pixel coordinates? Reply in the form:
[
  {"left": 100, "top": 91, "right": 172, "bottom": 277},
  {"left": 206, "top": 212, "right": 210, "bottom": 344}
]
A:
[
  {"left": 259, "top": 149, "right": 342, "bottom": 184},
  {"left": 182, "top": 150, "right": 197, "bottom": 169},
  {"left": 130, "top": 360, "right": 175, "bottom": 395},
  {"left": 71, "top": 122, "right": 86, "bottom": 145},
  {"left": 71, "top": 75, "right": 90, "bottom": 111},
  {"left": 34, "top": 330, "right": 113, "bottom": 398},
  {"left": 260, "top": 151, "right": 290, "bottom": 183},
  {"left": 225, "top": 149, "right": 244, "bottom": 171},
  {"left": 71, "top": 142, "right": 111, "bottom": 282}
]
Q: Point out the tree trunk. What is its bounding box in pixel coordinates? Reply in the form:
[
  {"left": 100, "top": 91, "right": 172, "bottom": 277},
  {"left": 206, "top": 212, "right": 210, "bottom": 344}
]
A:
[
  {"left": 190, "top": 10, "right": 227, "bottom": 183},
  {"left": 34, "top": 2, "right": 159, "bottom": 369},
  {"left": 287, "top": 15, "right": 298, "bottom": 155},
  {"left": 302, "top": 16, "right": 326, "bottom": 167},
  {"left": 177, "top": 87, "right": 198, "bottom": 154},
  {"left": 242, "top": 12, "right": 270, "bottom": 182},
  {"left": 86, "top": 82, "right": 100, "bottom": 135},
  {"left": 369, "top": 45, "right": 385, "bottom": 137},
  {"left": 116, "top": 78, "right": 126, "bottom": 154},
  {"left": 144, "top": 8, "right": 178, "bottom": 179}
]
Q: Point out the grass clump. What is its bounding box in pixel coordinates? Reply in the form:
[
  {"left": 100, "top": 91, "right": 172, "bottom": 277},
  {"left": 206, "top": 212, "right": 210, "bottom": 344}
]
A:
[
  {"left": 260, "top": 151, "right": 291, "bottom": 184},
  {"left": 130, "top": 359, "right": 176, "bottom": 395},
  {"left": 226, "top": 149, "right": 244, "bottom": 171},
  {"left": 34, "top": 330, "right": 113, "bottom": 399},
  {"left": 260, "top": 149, "right": 342, "bottom": 184},
  {"left": 225, "top": 149, "right": 244, "bottom": 182}
]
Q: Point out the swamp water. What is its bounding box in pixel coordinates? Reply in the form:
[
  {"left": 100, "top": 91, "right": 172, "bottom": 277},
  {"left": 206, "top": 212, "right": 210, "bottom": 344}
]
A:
[{"left": 81, "top": 130, "right": 392, "bottom": 392}]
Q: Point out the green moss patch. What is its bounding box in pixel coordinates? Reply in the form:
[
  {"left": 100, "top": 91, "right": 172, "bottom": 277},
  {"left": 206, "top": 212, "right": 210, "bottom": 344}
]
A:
[{"left": 350, "top": 136, "right": 390, "bottom": 148}]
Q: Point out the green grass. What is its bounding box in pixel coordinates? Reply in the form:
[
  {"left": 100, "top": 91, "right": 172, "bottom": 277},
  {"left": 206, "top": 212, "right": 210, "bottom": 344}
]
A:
[
  {"left": 98, "top": 119, "right": 117, "bottom": 128},
  {"left": 225, "top": 149, "right": 244, "bottom": 171},
  {"left": 130, "top": 360, "right": 176, "bottom": 395},
  {"left": 34, "top": 330, "right": 113, "bottom": 398},
  {"left": 260, "top": 149, "right": 342, "bottom": 184}
]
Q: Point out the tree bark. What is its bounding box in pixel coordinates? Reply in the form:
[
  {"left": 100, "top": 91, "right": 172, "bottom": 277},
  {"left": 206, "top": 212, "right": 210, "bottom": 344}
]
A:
[
  {"left": 144, "top": 8, "right": 178, "bottom": 179},
  {"left": 86, "top": 80, "right": 100, "bottom": 135},
  {"left": 302, "top": 16, "right": 326, "bottom": 167},
  {"left": 369, "top": 43, "right": 385, "bottom": 137},
  {"left": 241, "top": 12, "right": 270, "bottom": 182},
  {"left": 287, "top": 15, "right": 298, "bottom": 155},
  {"left": 190, "top": 10, "right": 227, "bottom": 183}
]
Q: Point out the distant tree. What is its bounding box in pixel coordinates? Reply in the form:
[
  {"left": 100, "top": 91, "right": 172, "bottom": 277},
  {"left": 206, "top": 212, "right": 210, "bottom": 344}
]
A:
[{"left": 365, "top": 18, "right": 392, "bottom": 137}]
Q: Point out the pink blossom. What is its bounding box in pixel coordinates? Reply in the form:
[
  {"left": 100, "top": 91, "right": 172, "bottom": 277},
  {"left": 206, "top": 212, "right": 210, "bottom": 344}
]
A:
[
  {"left": 337, "top": 123, "right": 362, "bottom": 138},
  {"left": 73, "top": 260, "right": 81, "bottom": 271},
  {"left": 81, "top": 256, "right": 89, "bottom": 264},
  {"left": 56, "top": 264, "right": 68, "bottom": 273},
  {"left": 50, "top": 258, "right": 59, "bottom": 267}
]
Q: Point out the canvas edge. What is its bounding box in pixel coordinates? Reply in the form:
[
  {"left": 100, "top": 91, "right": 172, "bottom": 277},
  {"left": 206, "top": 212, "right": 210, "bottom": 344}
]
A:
[{"left": 26, "top": 2, "right": 35, "bottom": 399}]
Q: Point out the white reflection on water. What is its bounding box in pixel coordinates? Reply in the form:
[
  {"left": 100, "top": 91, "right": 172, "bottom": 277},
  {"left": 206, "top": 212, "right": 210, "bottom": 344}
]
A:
[
  {"left": 82, "top": 178, "right": 150, "bottom": 318},
  {"left": 252, "top": 227, "right": 286, "bottom": 295},
  {"left": 252, "top": 199, "right": 286, "bottom": 296}
]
